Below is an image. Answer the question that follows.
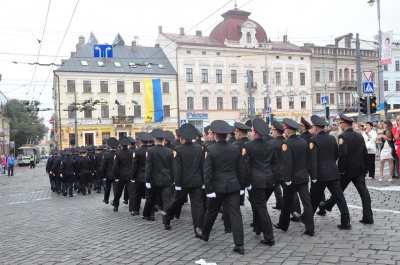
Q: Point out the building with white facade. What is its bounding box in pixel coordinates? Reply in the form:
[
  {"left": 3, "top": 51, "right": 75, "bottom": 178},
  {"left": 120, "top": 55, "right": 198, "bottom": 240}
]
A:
[{"left": 383, "top": 44, "right": 400, "bottom": 119}]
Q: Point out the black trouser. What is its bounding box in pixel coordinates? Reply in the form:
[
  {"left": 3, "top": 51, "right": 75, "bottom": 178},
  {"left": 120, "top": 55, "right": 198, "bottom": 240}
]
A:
[
  {"left": 143, "top": 186, "right": 173, "bottom": 218},
  {"left": 61, "top": 172, "right": 75, "bottom": 196},
  {"left": 94, "top": 171, "right": 102, "bottom": 191},
  {"left": 251, "top": 188, "right": 274, "bottom": 241},
  {"left": 166, "top": 187, "right": 204, "bottom": 231},
  {"left": 367, "top": 154, "right": 376, "bottom": 178},
  {"left": 113, "top": 180, "right": 129, "bottom": 208},
  {"left": 279, "top": 182, "right": 314, "bottom": 232},
  {"left": 310, "top": 179, "right": 350, "bottom": 225},
  {"left": 74, "top": 174, "right": 81, "bottom": 191},
  {"left": 202, "top": 191, "right": 244, "bottom": 246},
  {"left": 123, "top": 184, "right": 129, "bottom": 202},
  {"left": 55, "top": 173, "right": 61, "bottom": 193},
  {"left": 80, "top": 172, "right": 92, "bottom": 194},
  {"left": 29, "top": 161, "right": 35, "bottom": 169},
  {"left": 61, "top": 175, "right": 69, "bottom": 194},
  {"left": 104, "top": 179, "right": 116, "bottom": 202},
  {"left": 49, "top": 173, "right": 56, "bottom": 190},
  {"left": 273, "top": 184, "right": 283, "bottom": 207},
  {"left": 131, "top": 181, "right": 146, "bottom": 213},
  {"left": 266, "top": 181, "right": 301, "bottom": 214},
  {"left": 324, "top": 173, "right": 373, "bottom": 223},
  {"left": 7, "top": 165, "right": 14, "bottom": 176}
]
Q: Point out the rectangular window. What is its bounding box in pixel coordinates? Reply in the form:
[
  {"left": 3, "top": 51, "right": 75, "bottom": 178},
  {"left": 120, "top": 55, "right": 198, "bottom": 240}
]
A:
[
  {"left": 133, "top": 82, "right": 140, "bottom": 93},
  {"left": 384, "top": 65, "right": 388, "bottom": 71},
  {"left": 117, "top": 105, "right": 125, "bottom": 117},
  {"left": 345, "top": 93, "right": 350, "bottom": 106},
  {"left": 201, "top": 69, "right": 208, "bottom": 83},
  {"left": 316, "top": 70, "right": 321, "bottom": 82},
  {"left": 117, "top": 81, "right": 125, "bottom": 93},
  {"left": 69, "top": 133, "right": 76, "bottom": 146},
  {"left": 339, "top": 93, "right": 343, "bottom": 104},
  {"left": 67, "top": 105, "right": 74, "bottom": 119},
  {"left": 83, "top": 80, "right": 91, "bottom": 93},
  {"left": 288, "top": 72, "right": 293, "bottom": 86},
  {"left": 263, "top": 71, "right": 267, "bottom": 84},
  {"left": 330, "top": 93, "right": 335, "bottom": 104},
  {"left": 276, "top": 97, "right": 282, "bottom": 109},
  {"left": 186, "top": 68, "right": 193, "bottom": 82},
  {"left": 216, "top": 69, "right": 222, "bottom": 83},
  {"left": 384, "top": 80, "right": 388, "bottom": 91},
  {"left": 101, "top": 105, "right": 109, "bottom": 118},
  {"left": 329, "top": 71, "right": 334, "bottom": 82},
  {"left": 202, "top": 97, "right": 209, "bottom": 110},
  {"left": 67, "top": 80, "right": 76, "bottom": 93},
  {"left": 275, "top": 72, "right": 281, "bottom": 85},
  {"left": 187, "top": 97, "right": 194, "bottom": 110},
  {"left": 163, "top": 105, "right": 170, "bottom": 118},
  {"left": 300, "top": 73, "right": 305, "bottom": 86},
  {"left": 301, "top": 97, "right": 306, "bottom": 109},
  {"left": 134, "top": 105, "right": 141, "bottom": 118},
  {"left": 232, "top": 96, "right": 238, "bottom": 110},
  {"left": 316, "top": 93, "right": 321, "bottom": 104},
  {"left": 231, "top": 70, "right": 237, "bottom": 83},
  {"left": 247, "top": 97, "right": 255, "bottom": 114},
  {"left": 396, "top": 61, "right": 400, "bottom": 71},
  {"left": 396, "top": 81, "right": 400, "bottom": 91},
  {"left": 84, "top": 105, "right": 92, "bottom": 118},
  {"left": 100, "top": 81, "right": 108, "bottom": 93},
  {"left": 162, "top": 82, "right": 169, "bottom": 93},
  {"left": 217, "top": 97, "right": 223, "bottom": 110},
  {"left": 289, "top": 97, "right": 294, "bottom": 109}
]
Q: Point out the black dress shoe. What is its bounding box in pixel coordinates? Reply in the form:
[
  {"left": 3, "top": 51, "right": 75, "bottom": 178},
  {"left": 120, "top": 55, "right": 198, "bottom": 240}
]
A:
[
  {"left": 253, "top": 227, "right": 261, "bottom": 235},
  {"left": 319, "top": 201, "right": 332, "bottom": 212},
  {"left": 240, "top": 202, "right": 245, "bottom": 206},
  {"left": 304, "top": 230, "right": 315, "bottom": 236},
  {"left": 123, "top": 200, "right": 128, "bottom": 205},
  {"left": 150, "top": 216, "right": 155, "bottom": 221},
  {"left": 260, "top": 239, "right": 275, "bottom": 246},
  {"left": 290, "top": 216, "right": 299, "bottom": 222},
  {"left": 195, "top": 227, "right": 209, "bottom": 242},
  {"left": 293, "top": 212, "right": 304, "bottom": 223},
  {"left": 111, "top": 201, "right": 115, "bottom": 206},
  {"left": 113, "top": 207, "right": 118, "bottom": 212},
  {"left": 359, "top": 219, "right": 374, "bottom": 224},
  {"left": 131, "top": 211, "right": 139, "bottom": 216},
  {"left": 88, "top": 189, "right": 91, "bottom": 194},
  {"left": 272, "top": 223, "right": 287, "bottom": 231},
  {"left": 165, "top": 224, "right": 171, "bottom": 230},
  {"left": 103, "top": 199, "right": 109, "bottom": 204},
  {"left": 69, "top": 195, "right": 73, "bottom": 197},
  {"left": 142, "top": 216, "right": 151, "bottom": 221},
  {"left": 224, "top": 228, "right": 232, "bottom": 233},
  {"left": 82, "top": 193, "right": 87, "bottom": 196},
  {"left": 316, "top": 209, "right": 327, "bottom": 216},
  {"left": 250, "top": 222, "right": 254, "bottom": 227},
  {"left": 233, "top": 245, "right": 244, "bottom": 254},
  {"left": 272, "top": 205, "right": 282, "bottom": 210},
  {"left": 63, "top": 192, "right": 67, "bottom": 196},
  {"left": 337, "top": 223, "right": 352, "bottom": 230}
]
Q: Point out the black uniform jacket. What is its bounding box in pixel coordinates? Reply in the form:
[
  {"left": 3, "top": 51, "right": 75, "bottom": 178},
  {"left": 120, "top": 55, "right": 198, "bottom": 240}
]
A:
[
  {"left": 113, "top": 147, "right": 133, "bottom": 180},
  {"left": 131, "top": 145, "right": 149, "bottom": 182},
  {"left": 60, "top": 157, "right": 76, "bottom": 175},
  {"left": 272, "top": 136, "right": 285, "bottom": 181},
  {"left": 77, "top": 156, "right": 94, "bottom": 174},
  {"left": 174, "top": 141, "right": 204, "bottom": 188},
  {"left": 100, "top": 150, "right": 117, "bottom": 179},
  {"left": 204, "top": 140, "right": 245, "bottom": 194},
  {"left": 309, "top": 131, "right": 340, "bottom": 182},
  {"left": 338, "top": 128, "right": 368, "bottom": 176},
  {"left": 51, "top": 156, "right": 63, "bottom": 174},
  {"left": 243, "top": 138, "right": 280, "bottom": 189},
  {"left": 299, "top": 131, "right": 313, "bottom": 143},
  {"left": 46, "top": 156, "right": 55, "bottom": 173},
  {"left": 282, "top": 135, "right": 310, "bottom": 185},
  {"left": 145, "top": 144, "right": 174, "bottom": 187},
  {"left": 233, "top": 137, "right": 249, "bottom": 150}
]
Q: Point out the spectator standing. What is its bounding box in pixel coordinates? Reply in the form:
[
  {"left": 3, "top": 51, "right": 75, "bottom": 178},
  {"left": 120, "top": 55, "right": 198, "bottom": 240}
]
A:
[
  {"left": 380, "top": 120, "right": 396, "bottom": 181},
  {"left": 363, "top": 122, "right": 377, "bottom": 180},
  {"left": 7, "top": 154, "right": 15, "bottom": 177},
  {"left": 376, "top": 122, "right": 384, "bottom": 157},
  {"left": 392, "top": 116, "right": 400, "bottom": 178},
  {"left": 0, "top": 154, "right": 6, "bottom": 174},
  {"left": 329, "top": 122, "right": 342, "bottom": 144}
]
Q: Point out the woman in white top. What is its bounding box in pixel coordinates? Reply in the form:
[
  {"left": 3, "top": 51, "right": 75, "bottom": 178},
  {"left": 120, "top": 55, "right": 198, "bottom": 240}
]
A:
[
  {"left": 363, "top": 122, "right": 377, "bottom": 180},
  {"left": 379, "top": 120, "right": 396, "bottom": 182}
]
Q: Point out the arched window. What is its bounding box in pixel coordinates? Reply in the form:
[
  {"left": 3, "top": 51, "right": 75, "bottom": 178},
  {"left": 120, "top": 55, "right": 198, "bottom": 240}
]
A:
[
  {"left": 350, "top": 69, "right": 354, "bottom": 82},
  {"left": 339, "top": 69, "right": 343, "bottom": 81},
  {"left": 344, "top": 68, "right": 349, "bottom": 81},
  {"left": 246, "top": 32, "right": 251, "bottom": 43}
]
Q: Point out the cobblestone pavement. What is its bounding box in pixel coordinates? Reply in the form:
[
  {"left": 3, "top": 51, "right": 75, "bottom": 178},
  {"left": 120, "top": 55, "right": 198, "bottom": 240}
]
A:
[{"left": 0, "top": 161, "right": 399, "bottom": 265}]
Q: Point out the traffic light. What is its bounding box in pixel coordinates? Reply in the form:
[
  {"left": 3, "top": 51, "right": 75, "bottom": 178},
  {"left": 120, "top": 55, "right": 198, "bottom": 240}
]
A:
[
  {"left": 370, "top": 96, "right": 377, "bottom": 114},
  {"left": 384, "top": 101, "right": 388, "bottom": 112},
  {"left": 360, "top": 97, "right": 368, "bottom": 115}
]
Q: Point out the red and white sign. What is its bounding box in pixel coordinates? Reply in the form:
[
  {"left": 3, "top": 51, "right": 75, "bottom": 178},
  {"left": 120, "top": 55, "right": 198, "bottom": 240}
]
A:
[
  {"left": 362, "top": 70, "right": 373, "bottom": 81},
  {"left": 49, "top": 118, "right": 54, "bottom": 124}
]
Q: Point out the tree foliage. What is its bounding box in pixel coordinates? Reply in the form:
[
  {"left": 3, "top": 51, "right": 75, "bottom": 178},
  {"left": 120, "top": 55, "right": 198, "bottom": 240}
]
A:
[{"left": 5, "top": 99, "right": 47, "bottom": 149}]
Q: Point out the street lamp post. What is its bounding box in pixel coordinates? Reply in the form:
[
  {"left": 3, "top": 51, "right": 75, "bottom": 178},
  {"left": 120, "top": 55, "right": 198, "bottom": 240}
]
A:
[{"left": 368, "top": 0, "right": 385, "bottom": 119}]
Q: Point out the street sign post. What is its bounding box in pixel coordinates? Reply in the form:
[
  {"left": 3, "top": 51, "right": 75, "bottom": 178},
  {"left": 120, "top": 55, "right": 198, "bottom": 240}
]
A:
[
  {"left": 363, "top": 82, "right": 374, "bottom": 94},
  {"left": 49, "top": 118, "right": 54, "bottom": 124},
  {"left": 93, "top": 44, "right": 113, "bottom": 58},
  {"left": 180, "top": 120, "right": 187, "bottom": 126},
  {"left": 362, "top": 70, "right": 373, "bottom": 81},
  {"left": 321, "top": 96, "right": 329, "bottom": 105}
]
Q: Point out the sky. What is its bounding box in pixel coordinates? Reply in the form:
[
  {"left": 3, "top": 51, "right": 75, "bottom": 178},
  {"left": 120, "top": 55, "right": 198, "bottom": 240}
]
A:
[{"left": 0, "top": 0, "right": 399, "bottom": 125}]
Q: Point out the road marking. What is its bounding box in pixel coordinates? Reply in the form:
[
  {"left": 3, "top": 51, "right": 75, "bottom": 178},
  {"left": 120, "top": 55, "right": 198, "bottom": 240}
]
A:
[
  {"left": 367, "top": 186, "right": 400, "bottom": 191},
  {"left": 348, "top": 204, "right": 400, "bottom": 214}
]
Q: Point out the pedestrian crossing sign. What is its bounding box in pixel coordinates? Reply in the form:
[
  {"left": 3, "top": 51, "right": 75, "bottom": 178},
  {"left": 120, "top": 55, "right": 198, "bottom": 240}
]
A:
[
  {"left": 321, "top": 96, "right": 329, "bottom": 105},
  {"left": 363, "top": 82, "right": 374, "bottom": 94}
]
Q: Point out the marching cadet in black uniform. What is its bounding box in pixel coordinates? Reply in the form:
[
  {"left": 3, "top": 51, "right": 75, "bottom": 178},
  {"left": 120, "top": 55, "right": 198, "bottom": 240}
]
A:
[
  {"left": 273, "top": 118, "right": 315, "bottom": 236},
  {"left": 306, "top": 115, "right": 351, "bottom": 229},
  {"left": 130, "top": 132, "right": 153, "bottom": 216},
  {"left": 50, "top": 151, "right": 63, "bottom": 194},
  {"left": 243, "top": 118, "right": 279, "bottom": 246},
  {"left": 195, "top": 120, "right": 246, "bottom": 255},
  {"left": 202, "top": 125, "right": 212, "bottom": 148},
  {"left": 194, "top": 129, "right": 204, "bottom": 146},
  {"left": 70, "top": 148, "right": 81, "bottom": 192},
  {"left": 142, "top": 129, "right": 174, "bottom": 230},
  {"left": 46, "top": 150, "right": 57, "bottom": 192},
  {"left": 129, "top": 137, "right": 137, "bottom": 151},
  {"left": 77, "top": 149, "right": 94, "bottom": 195},
  {"left": 112, "top": 137, "right": 133, "bottom": 212},
  {"left": 320, "top": 113, "right": 374, "bottom": 224},
  {"left": 172, "top": 129, "right": 181, "bottom": 148},
  {"left": 299, "top": 116, "right": 313, "bottom": 143},
  {"left": 58, "top": 150, "right": 68, "bottom": 196},
  {"left": 60, "top": 150, "right": 76, "bottom": 197},
  {"left": 164, "top": 131, "right": 175, "bottom": 150},
  {"left": 101, "top": 138, "right": 118, "bottom": 204},
  {"left": 93, "top": 146, "right": 103, "bottom": 193},
  {"left": 164, "top": 124, "right": 205, "bottom": 233},
  {"left": 227, "top": 127, "right": 236, "bottom": 144}
]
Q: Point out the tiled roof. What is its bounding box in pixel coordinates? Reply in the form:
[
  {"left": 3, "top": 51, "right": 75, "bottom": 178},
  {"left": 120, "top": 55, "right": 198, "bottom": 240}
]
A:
[
  {"left": 270, "top": 41, "right": 310, "bottom": 53},
  {"left": 161, "top": 33, "right": 225, "bottom": 47}
]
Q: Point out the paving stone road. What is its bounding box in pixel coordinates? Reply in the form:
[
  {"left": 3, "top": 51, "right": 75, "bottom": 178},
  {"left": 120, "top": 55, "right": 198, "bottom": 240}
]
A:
[{"left": 0, "top": 161, "right": 399, "bottom": 265}]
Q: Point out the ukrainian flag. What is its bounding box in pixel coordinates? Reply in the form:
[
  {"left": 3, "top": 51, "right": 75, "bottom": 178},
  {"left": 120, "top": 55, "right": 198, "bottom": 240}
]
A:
[{"left": 144, "top": 78, "right": 163, "bottom": 122}]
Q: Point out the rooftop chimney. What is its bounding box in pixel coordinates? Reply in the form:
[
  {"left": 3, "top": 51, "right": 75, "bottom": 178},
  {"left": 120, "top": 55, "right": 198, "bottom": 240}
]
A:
[
  {"left": 283, "top": 35, "right": 288, "bottom": 43},
  {"left": 158, "top": 26, "right": 163, "bottom": 34},
  {"left": 180, "top": 27, "right": 185, "bottom": 35},
  {"left": 131, "top": 41, "right": 137, "bottom": 52},
  {"left": 76, "top": 36, "right": 85, "bottom": 52},
  {"left": 196, "top": 30, "right": 202, "bottom": 37}
]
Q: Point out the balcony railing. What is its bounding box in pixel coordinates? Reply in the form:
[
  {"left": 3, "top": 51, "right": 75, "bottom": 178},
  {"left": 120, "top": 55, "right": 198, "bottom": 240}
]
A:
[
  {"left": 112, "top": 116, "right": 134, "bottom": 124},
  {"left": 339, "top": 81, "right": 357, "bottom": 87},
  {"left": 244, "top": 82, "right": 258, "bottom": 90}
]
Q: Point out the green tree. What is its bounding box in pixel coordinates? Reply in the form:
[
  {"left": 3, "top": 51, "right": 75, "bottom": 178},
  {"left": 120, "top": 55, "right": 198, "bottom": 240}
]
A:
[{"left": 6, "top": 99, "right": 47, "bottom": 150}]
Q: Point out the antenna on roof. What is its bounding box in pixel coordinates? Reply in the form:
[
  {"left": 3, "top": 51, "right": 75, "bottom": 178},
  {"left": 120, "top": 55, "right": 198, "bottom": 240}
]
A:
[{"left": 234, "top": 0, "right": 237, "bottom": 9}]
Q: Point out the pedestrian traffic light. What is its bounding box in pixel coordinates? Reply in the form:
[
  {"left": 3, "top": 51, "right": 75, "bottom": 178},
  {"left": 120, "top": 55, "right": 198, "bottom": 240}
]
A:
[
  {"left": 384, "top": 101, "right": 388, "bottom": 112},
  {"left": 360, "top": 97, "right": 368, "bottom": 115},
  {"left": 370, "top": 96, "right": 377, "bottom": 114}
]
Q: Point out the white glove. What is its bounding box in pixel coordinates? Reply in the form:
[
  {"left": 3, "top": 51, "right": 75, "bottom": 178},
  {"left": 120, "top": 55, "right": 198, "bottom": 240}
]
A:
[
  {"left": 201, "top": 185, "right": 205, "bottom": 189},
  {"left": 206, "top": 192, "right": 216, "bottom": 198},
  {"left": 131, "top": 180, "right": 135, "bottom": 183},
  {"left": 146, "top": 183, "right": 151, "bottom": 189},
  {"left": 240, "top": 190, "right": 245, "bottom": 195},
  {"left": 175, "top": 186, "right": 182, "bottom": 191},
  {"left": 115, "top": 179, "right": 119, "bottom": 182},
  {"left": 246, "top": 185, "right": 252, "bottom": 191},
  {"left": 312, "top": 179, "right": 317, "bottom": 183},
  {"left": 285, "top": 181, "right": 292, "bottom": 186},
  {"left": 103, "top": 178, "right": 106, "bottom": 181}
]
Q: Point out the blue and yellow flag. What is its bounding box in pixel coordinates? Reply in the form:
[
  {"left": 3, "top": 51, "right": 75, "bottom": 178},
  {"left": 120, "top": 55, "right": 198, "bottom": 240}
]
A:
[{"left": 144, "top": 78, "right": 163, "bottom": 122}]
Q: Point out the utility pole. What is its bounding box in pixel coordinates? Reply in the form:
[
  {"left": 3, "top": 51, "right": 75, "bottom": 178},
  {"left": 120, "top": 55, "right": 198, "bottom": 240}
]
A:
[
  {"left": 356, "top": 33, "right": 363, "bottom": 122},
  {"left": 247, "top": 70, "right": 254, "bottom": 122},
  {"left": 264, "top": 40, "right": 271, "bottom": 123},
  {"left": 74, "top": 92, "right": 78, "bottom": 147}
]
